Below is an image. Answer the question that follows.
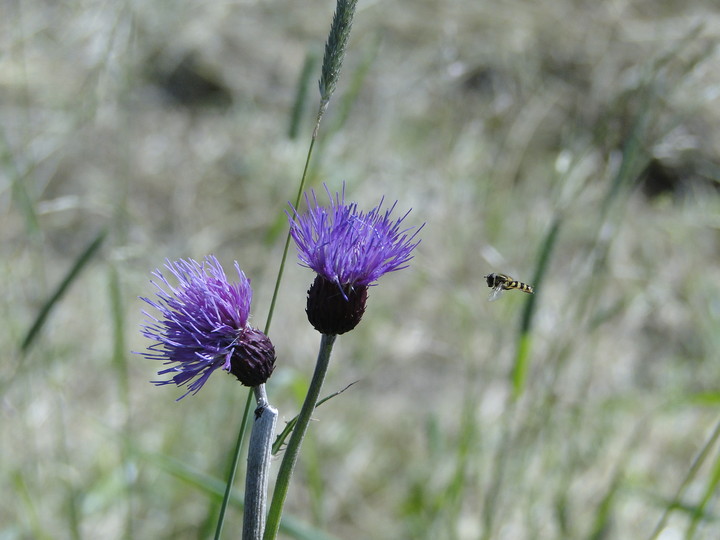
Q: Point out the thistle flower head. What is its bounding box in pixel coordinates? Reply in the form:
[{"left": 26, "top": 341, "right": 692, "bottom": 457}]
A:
[
  {"left": 288, "top": 186, "right": 422, "bottom": 334},
  {"left": 289, "top": 186, "right": 422, "bottom": 288},
  {"left": 140, "top": 256, "right": 275, "bottom": 399}
]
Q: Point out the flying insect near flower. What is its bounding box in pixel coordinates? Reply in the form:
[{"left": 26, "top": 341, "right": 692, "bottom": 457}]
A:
[{"left": 484, "top": 272, "right": 534, "bottom": 301}]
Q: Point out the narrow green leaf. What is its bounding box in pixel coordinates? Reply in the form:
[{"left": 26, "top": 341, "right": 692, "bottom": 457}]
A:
[
  {"left": 108, "top": 264, "right": 128, "bottom": 402},
  {"left": 685, "top": 439, "right": 720, "bottom": 537},
  {"left": 511, "top": 215, "right": 561, "bottom": 398},
  {"left": 511, "top": 333, "right": 532, "bottom": 398},
  {"left": 21, "top": 229, "right": 107, "bottom": 353},
  {"left": 685, "top": 393, "right": 720, "bottom": 407},
  {"left": 272, "top": 381, "right": 357, "bottom": 455},
  {"left": 588, "top": 478, "right": 620, "bottom": 540},
  {"left": 13, "top": 471, "right": 53, "bottom": 540},
  {"left": 649, "top": 417, "right": 720, "bottom": 540}
]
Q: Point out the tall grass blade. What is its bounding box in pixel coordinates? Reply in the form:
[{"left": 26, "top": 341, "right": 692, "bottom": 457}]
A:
[
  {"left": 108, "top": 263, "right": 134, "bottom": 539},
  {"left": 511, "top": 215, "right": 562, "bottom": 398},
  {"left": 587, "top": 424, "right": 645, "bottom": 540},
  {"left": 20, "top": 229, "right": 107, "bottom": 353},
  {"left": 685, "top": 446, "right": 720, "bottom": 538},
  {"left": 648, "top": 416, "right": 720, "bottom": 540},
  {"left": 441, "top": 390, "right": 478, "bottom": 538},
  {"left": 13, "top": 470, "right": 52, "bottom": 540},
  {"left": 56, "top": 403, "right": 82, "bottom": 540},
  {"left": 109, "top": 264, "right": 128, "bottom": 403}
]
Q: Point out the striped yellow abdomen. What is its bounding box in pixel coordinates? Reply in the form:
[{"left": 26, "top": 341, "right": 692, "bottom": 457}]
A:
[{"left": 506, "top": 281, "right": 534, "bottom": 294}]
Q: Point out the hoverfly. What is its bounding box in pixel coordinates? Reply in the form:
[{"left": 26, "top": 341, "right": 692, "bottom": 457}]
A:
[{"left": 484, "top": 273, "right": 534, "bottom": 301}]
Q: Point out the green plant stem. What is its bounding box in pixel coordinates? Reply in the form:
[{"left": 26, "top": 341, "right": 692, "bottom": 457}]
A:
[
  {"left": 214, "top": 87, "right": 325, "bottom": 540},
  {"left": 214, "top": 98, "right": 321, "bottom": 540},
  {"left": 231, "top": 108, "right": 320, "bottom": 539},
  {"left": 265, "top": 135, "right": 316, "bottom": 335},
  {"left": 263, "top": 333, "right": 337, "bottom": 540},
  {"left": 243, "top": 385, "right": 278, "bottom": 540},
  {"left": 214, "top": 0, "right": 349, "bottom": 531}
]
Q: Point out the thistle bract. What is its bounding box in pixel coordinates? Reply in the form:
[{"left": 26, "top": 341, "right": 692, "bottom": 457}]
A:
[
  {"left": 140, "top": 256, "right": 275, "bottom": 399},
  {"left": 288, "top": 187, "right": 422, "bottom": 334},
  {"left": 305, "top": 274, "right": 368, "bottom": 335}
]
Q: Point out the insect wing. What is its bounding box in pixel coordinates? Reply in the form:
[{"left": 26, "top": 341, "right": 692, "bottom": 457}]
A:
[{"left": 488, "top": 285, "right": 504, "bottom": 302}]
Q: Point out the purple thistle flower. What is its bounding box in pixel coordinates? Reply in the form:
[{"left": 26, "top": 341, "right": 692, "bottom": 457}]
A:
[
  {"left": 140, "top": 256, "right": 275, "bottom": 399},
  {"left": 288, "top": 186, "right": 423, "bottom": 334}
]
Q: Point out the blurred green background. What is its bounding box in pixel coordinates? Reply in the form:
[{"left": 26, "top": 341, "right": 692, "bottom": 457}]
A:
[{"left": 2, "top": 0, "right": 720, "bottom": 538}]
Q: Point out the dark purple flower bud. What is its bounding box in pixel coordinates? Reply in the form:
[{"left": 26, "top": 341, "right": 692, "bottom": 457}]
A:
[
  {"left": 226, "top": 327, "right": 276, "bottom": 387},
  {"left": 139, "top": 256, "right": 275, "bottom": 399},
  {"left": 288, "top": 186, "right": 422, "bottom": 334},
  {"left": 306, "top": 275, "right": 368, "bottom": 335}
]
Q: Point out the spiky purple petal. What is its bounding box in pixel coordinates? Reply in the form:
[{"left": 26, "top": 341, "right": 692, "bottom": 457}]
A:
[
  {"left": 288, "top": 186, "right": 423, "bottom": 289},
  {"left": 139, "top": 256, "right": 274, "bottom": 399}
]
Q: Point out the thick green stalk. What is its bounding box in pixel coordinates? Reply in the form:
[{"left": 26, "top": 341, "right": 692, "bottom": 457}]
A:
[
  {"left": 263, "top": 333, "right": 337, "bottom": 540},
  {"left": 243, "top": 385, "right": 278, "bottom": 540}
]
